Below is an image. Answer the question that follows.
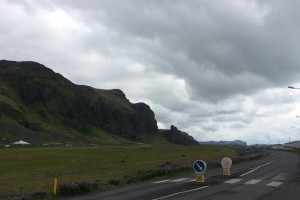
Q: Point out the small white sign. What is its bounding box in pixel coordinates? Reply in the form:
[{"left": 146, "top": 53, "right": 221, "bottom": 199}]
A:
[{"left": 221, "top": 157, "right": 232, "bottom": 168}]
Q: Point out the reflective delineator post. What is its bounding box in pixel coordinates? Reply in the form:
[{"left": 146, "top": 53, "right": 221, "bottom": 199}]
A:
[
  {"left": 195, "top": 172, "right": 205, "bottom": 182},
  {"left": 221, "top": 157, "right": 232, "bottom": 176},
  {"left": 53, "top": 177, "right": 58, "bottom": 196},
  {"left": 223, "top": 167, "right": 230, "bottom": 175}
]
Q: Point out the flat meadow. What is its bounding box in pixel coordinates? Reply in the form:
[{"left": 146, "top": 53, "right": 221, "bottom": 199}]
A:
[{"left": 0, "top": 145, "right": 237, "bottom": 193}]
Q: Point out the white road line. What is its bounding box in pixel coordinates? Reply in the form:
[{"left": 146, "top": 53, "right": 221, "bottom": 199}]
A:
[
  {"left": 152, "top": 179, "right": 170, "bottom": 184},
  {"left": 187, "top": 179, "right": 196, "bottom": 182},
  {"left": 267, "top": 181, "right": 283, "bottom": 187},
  {"left": 240, "top": 161, "right": 275, "bottom": 177},
  {"left": 224, "top": 178, "right": 242, "bottom": 184},
  {"left": 272, "top": 173, "right": 287, "bottom": 181},
  {"left": 151, "top": 186, "right": 210, "bottom": 200},
  {"left": 244, "top": 179, "right": 262, "bottom": 185},
  {"left": 170, "top": 178, "right": 190, "bottom": 182}
]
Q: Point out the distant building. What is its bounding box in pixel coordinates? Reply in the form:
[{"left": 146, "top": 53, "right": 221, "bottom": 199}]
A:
[
  {"left": 285, "top": 141, "right": 300, "bottom": 149},
  {"left": 271, "top": 144, "right": 285, "bottom": 150},
  {"left": 271, "top": 144, "right": 292, "bottom": 150},
  {"left": 12, "top": 140, "right": 30, "bottom": 145}
]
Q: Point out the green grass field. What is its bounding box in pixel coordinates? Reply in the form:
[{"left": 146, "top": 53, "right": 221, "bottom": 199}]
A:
[{"left": 0, "top": 145, "right": 237, "bottom": 193}]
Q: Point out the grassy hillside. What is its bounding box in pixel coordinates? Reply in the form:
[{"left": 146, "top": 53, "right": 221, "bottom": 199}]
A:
[
  {"left": 0, "top": 60, "right": 158, "bottom": 145},
  {"left": 141, "top": 131, "right": 172, "bottom": 145}
]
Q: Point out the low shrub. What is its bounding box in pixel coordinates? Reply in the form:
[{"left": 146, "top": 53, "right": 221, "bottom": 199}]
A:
[
  {"left": 206, "top": 160, "right": 221, "bottom": 167},
  {"left": 17, "top": 196, "right": 31, "bottom": 200},
  {"left": 108, "top": 179, "right": 121, "bottom": 186},
  {"left": 122, "top": 162, "right": 192, "bottom": 184},
  {"left": 31, "top": 190, "right": 47, "bottom": 199},
  {"left": 12, "top": 190, "right": 47, "bottom": 200},
  {"left": 58, "top": 180, "right": 100, "bottom": 196}
]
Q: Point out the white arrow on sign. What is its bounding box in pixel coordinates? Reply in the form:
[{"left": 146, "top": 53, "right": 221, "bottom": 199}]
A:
[{"left": 196, "top": 163, "right": 203, "bottom": 171}]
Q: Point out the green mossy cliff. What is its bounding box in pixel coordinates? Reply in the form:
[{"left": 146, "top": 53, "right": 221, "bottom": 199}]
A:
[{"left": 0, "top": 60, "right": 158, "bottom": 143}]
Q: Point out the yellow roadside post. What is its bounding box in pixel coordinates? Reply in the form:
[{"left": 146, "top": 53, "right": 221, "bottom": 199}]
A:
[
  {"left": 53, "top": 177, "right": 58, "bottom": 196},
  {"left": 195, "top": 172, "right": 205, "bottom": 182},
  {"left": 221, "top": 157, "right": 232, "bottom": 176},
  {"left": 193, "top": 160, "right": 207, "bottom": 182}
]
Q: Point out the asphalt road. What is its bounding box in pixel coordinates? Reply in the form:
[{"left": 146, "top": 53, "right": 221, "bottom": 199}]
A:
[{"left": 69, "top": 150, "right": 300, "bottom": 200}]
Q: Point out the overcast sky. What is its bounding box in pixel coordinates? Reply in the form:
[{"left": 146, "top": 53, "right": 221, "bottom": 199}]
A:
[{"left": 1, "top": 0, "right": 300, "bottom": 144}]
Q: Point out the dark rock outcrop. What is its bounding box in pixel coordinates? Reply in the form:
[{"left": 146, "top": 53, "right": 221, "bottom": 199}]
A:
[
  {"left": 133, "top": 103, "right": 158, "bottom": 134},
  {"left": 165, "top": 125, "right": 199, "bottom": 145}
]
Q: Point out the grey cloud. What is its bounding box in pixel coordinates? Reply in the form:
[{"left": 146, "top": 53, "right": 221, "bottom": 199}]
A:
[
  {"left": 2, "top": 0, "right": 300, "bottom": 143},
  {"left": 199, "top": 124, "right": 219, "bottom": 132},
  {"left": 55, "top": 0, "right": 300, "bottom": 102}
]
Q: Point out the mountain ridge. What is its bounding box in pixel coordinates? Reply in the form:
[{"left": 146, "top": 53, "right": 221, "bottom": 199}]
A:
[
  {"left": 0, "top": 60, "right": 158, "bottom": 144},
  {"left": 199, "top": 140, "right": 247, "bottom": 146},
  {"left": 0, "top": 60, "right": 198, "bottom": 145}
]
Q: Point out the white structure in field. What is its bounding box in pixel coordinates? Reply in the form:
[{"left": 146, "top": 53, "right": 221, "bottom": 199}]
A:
[
  {"left": 12, "top": 140, "right": 30, "bottom": 145},
  {"left": 271, "top": 144, "right": 285, "bottom": 150},
  {"left": 285, "top": 141, "right": 300, "bottom": 148}
]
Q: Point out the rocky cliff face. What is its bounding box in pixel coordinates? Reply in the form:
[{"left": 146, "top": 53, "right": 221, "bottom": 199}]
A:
[
  {"left": 165, "top": 125, "right": 199, "bottom": 145},
  {"left": 133, "top": 103, "right": 158, "bottom": 134},
  {"left": 0, "top": 60, "right": 158, "bottom": 142}
]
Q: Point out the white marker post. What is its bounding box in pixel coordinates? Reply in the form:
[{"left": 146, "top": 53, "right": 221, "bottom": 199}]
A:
[
  {"left": 221, "top": 157, "right": 232, "bottom": 176},
  {"left": 193, "top": 160, "right": 207, "bottom": 182}
]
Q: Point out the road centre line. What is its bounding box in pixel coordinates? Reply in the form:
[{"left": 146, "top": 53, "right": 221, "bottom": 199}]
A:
[
  {"left": 151, "top": 186, "right": 210, "bottom": 200},
  {"left": 152, "top": 179, "right": 170, "bottom": 184},
  {"left": 267, "top": 181, "right": 283, "bottom": 187},
  {"left": 272, "top": 173, "right": 287, "bottom": 181},
  {"left": 224, "top": 178, "right": 242, "bottom": 184},
  {"left": 170, "top": 178, "right": 190, "bottom": 182},
  {"left": 240, "top": 161, "right": 275, "bottom": 177},
  {"left": 244, "top": 179, "right": 262, "bottom": 185}
]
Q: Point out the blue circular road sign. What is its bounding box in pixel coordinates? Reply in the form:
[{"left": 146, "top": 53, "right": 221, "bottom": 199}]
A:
[{"left": 193, "top": 160, "right": 207, "bottom": 173}]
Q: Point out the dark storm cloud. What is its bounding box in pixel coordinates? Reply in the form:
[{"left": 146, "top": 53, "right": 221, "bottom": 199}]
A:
[
  {"left": 6, "top": 0, "right": 300, "bottom": 100},
  {"left": 2, "top": 0, "right": 300, "bottom": 143},
  {"left": 45, "top": 0, "right": 300, "bottom": 102}
]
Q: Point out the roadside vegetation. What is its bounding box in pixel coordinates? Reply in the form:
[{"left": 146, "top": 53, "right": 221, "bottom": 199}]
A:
[{"left": 0, "top": 145, "right": 266, "bottom": 199}]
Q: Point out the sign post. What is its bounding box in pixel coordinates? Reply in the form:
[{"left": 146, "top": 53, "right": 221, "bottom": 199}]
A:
[
  {"left": 221, "top": 157, "right": 232, "bottom": 176},
  {"left": 53, "top": 177, "right": 58, "bottom": 196},
  {"left": 193, "top": 160, "right": 207, "bottom": 182}
]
